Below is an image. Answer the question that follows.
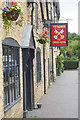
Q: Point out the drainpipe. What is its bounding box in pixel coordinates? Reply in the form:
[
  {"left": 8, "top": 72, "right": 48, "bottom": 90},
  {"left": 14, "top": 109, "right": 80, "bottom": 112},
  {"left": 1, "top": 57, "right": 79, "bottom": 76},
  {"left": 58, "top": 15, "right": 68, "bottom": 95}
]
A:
[
  {"left": 51, "top": 2, "right": 56, "bottom": 82},
  {"left": 31, "top": 3, "right": 34, "bottom": 25},
  {"left": 52, "top": 47, "right": 54, "bottom": 82},
  {"left": 31, "top": 2, "right": 35, "bottom": 108},
  {"left": 43, "top": 44, "right": 46, "bottom": 94},
  {"left": 51, "top": 6, "right": 56, "bottom": 82}
]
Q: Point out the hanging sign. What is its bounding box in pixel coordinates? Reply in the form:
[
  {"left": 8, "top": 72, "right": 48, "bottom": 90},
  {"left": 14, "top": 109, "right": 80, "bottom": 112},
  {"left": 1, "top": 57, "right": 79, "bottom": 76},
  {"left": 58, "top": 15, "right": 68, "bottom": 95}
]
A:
[{"left": 50, "top": 23, "right": 68, "bottom": 47}]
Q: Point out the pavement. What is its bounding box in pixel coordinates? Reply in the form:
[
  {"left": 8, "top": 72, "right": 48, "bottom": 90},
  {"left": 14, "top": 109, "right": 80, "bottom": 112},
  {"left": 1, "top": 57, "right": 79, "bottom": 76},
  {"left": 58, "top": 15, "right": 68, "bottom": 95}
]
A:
[
  {"left": 27, "top": 70, "right": 78, "bottom": 118},
  {"left": 78, "top": 65, "right": 80, "bottom": 119}
]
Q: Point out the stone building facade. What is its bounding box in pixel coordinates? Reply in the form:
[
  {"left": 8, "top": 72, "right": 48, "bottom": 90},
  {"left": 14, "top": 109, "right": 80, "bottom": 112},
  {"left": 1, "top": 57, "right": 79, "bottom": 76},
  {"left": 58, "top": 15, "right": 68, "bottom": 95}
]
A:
[{"left": 0, "top": 0, "right": 60, "bottom": 119}]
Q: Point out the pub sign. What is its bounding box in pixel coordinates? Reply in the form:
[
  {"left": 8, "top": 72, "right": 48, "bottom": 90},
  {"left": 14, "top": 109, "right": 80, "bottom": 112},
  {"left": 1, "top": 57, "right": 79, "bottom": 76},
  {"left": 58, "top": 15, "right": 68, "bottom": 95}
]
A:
[{"left": 50, "top": 23, "right": 68, "bottom": 47}]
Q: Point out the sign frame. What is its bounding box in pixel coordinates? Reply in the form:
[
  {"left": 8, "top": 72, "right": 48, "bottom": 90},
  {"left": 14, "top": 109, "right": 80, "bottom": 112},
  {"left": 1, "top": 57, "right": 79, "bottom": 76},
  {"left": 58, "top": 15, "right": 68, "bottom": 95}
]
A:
[{"left": 50, "top": 23, "right": 68, "bottom": 47}]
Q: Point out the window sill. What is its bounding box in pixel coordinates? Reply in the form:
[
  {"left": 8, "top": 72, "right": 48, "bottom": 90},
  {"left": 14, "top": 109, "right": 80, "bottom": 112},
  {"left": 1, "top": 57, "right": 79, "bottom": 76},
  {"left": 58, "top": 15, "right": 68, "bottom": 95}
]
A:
[{"left": 4, "top": 97, "right": 22, "bottom": 113}]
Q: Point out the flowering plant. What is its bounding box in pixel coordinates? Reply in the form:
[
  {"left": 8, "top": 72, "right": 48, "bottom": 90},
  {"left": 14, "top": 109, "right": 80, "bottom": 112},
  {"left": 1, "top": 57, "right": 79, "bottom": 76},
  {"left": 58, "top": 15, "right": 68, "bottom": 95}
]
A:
[
  {"left": 57, "top": 62, "right": 59, "bottom": 65},
  {"left": 56, "top": 55, "right": 64, "bottom": 76},
  {"left": 2, "top": 0, "right": 23, "bottom": 32},
  {"left": 37, "top": 29, "right": 49, "bottom": 44}
]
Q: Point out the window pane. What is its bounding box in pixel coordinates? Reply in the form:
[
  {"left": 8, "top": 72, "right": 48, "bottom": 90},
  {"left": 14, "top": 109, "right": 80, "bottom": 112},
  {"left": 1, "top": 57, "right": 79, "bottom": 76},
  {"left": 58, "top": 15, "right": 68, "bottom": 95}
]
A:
[
  {"left": 5, "top": 68, "right": 8, "bottom": 85},
  {"left": 15, "top": 66, "right": 19, "bottom": 77},
  {"left": 3, "top": 70, "right": 5, "bottom": 86},
  {"left": 39, "top": 72, "right": 41, "bottom": 81},
  {"left": 12, "top": 67, "right": 14, "bottom": 83},
  {"left": 35, "top": 3, "right": 38, "bottom": 29},
  {"left": 12, "top": 47, "right": 14, "bottom": 65},
  {"left": 4, "top": 87, "right": 7, "bottom": 106},
  {"left": 36, "top": 48, "right": 41, "bottom": 83},
  {"left": 13, "top": 83, "right": 15, "bottom": 101},
  {"left": 15, "top": 49, "right": 19, "bottom": 65},
  {"left": 15, "top": 81, "right": 20, "bottom": 98},
  {"left": 3, "top": 47, "right": 8, "bottom": 66},
  {"left": 4, "top": 86, "right": 10, "bottom": 106},
  {"left": 9, "top": 47, "right": 12, "bottom": 83},
  {"left": 10, "top": 84, "right": 13, "bottom": 103}
]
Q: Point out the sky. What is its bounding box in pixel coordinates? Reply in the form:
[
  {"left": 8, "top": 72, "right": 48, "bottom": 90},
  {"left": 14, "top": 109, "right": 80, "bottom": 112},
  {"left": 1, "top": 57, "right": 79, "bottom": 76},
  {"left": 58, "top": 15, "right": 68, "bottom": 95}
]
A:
[{"left": 59, "top": 0, "right": 79, "bottom": 34}]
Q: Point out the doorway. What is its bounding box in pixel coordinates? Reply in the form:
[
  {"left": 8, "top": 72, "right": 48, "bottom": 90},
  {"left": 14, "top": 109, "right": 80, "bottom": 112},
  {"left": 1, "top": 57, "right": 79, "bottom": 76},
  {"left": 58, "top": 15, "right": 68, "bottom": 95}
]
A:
[{"left": 22, "top": 49, "right": 34, "bottom": 118}]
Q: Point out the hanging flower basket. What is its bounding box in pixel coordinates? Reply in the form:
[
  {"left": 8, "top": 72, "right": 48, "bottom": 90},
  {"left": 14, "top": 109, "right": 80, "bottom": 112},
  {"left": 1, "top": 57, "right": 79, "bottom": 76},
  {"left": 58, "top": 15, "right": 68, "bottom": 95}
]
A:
[
  {"left": 37, "top": 30, "right": 49, "bottom": 44},
  {"left": 6, "top": 9, "right": 19, "bottom": 21},
  {"left": 37, "top": 39, "right": 46, "bottom": 44},
  {"left": 2, "top": 0, "right": 23, "bottom": 32}
]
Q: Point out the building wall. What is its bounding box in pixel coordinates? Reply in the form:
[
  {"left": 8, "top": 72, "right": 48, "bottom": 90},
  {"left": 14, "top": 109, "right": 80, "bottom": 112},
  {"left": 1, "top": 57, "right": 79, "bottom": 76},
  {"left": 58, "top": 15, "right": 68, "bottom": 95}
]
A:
[
  {"left": 0, "top": 2, "right": 4, "bottom": 119},
  {"left": 0, "top": 1, "right": 28, "bottom": 119},
  {"left": 0, "top": 1, "right": 49, "bottom": 118},
  {"left": 0, "top": 0, "right": 59, "bottom": 119},
  {"left": 26, "top": 1, "right": 50, "bottom": 105},
  {"left": 31, "top": 2, "right": 49, "bottom": 105}
]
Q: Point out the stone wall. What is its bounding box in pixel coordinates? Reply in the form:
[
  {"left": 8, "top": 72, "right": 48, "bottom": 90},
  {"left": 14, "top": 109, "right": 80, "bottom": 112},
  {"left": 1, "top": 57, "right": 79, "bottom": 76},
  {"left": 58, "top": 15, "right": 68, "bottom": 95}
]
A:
[
  {"left": 0, "top": 1, "right": 50, "bottom": 118},
  {"left": 0, "top": 1, "right": 27, "bottom": 119},
  {"left": 0, "top": 2, "right": 4, "bottom": 119},
  {"left": 0, "top": 0, "right": 58, "bottom": 119},
  {"left": 31, "top": 2, "right": 49, "bottom": 105}
]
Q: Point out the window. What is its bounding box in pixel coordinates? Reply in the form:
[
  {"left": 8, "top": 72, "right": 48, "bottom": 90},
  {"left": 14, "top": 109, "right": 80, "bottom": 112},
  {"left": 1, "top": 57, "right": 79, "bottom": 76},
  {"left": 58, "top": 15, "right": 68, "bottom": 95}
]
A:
[
  {"left": 47, "top": 2, "right": 52, "bottom": 20},
  {"left": 6, "top": 0, "right": 11, "bottom": 8},
  {"left": 3, "top": 45, "right": 20, "bottom": 111},
  {"left": 40, "top": 2, "right": 44, "bottom": 22},
  {"left": 46, "top": 2, "right": 49, "bottom": 20},
  {"left": 36, "top": 48, "right": 41, "bottom": 84},
  {"left": 35, "top": 3, "right": 38, "bottom": 29}
]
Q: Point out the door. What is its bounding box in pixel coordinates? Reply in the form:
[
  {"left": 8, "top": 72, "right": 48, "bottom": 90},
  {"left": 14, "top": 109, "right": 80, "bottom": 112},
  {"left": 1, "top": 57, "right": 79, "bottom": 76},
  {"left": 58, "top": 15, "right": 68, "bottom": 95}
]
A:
[{"left": 22, "top": 49, "right": 34, "bottom": 118}]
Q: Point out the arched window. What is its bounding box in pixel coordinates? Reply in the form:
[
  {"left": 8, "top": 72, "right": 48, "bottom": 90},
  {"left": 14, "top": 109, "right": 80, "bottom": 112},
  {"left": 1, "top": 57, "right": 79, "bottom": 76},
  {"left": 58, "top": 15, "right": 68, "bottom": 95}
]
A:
[
  {"left": 36, "top": 48, "right": 41, "bottom": 84},
  {"left": 2, "top": 38, "right": 21, "bottom": 112}
]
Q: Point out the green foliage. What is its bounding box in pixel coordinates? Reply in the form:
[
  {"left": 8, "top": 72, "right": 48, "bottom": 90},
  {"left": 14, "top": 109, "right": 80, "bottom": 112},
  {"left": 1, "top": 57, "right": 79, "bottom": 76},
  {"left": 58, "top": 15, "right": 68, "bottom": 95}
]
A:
[
  {"left": 2, "top": 10, "right": 11, "bottom": 31},
  {"left": 60, "top": 32, "right": 80, "bottom": 60},
  {"left": 68, "top": 32, "right": 79, "bottom": 40},
  {"left": 48, "top": 85, "right": 50, "bottom": 88},
  {"left": 57, "top": 55, "right": 64, "bottom": 76},
  {"left": 71, "top": 56, "right": 79, "bottom": 61},
  {"left": 64, "top": 60, "right": 79, "bottom": 70}
]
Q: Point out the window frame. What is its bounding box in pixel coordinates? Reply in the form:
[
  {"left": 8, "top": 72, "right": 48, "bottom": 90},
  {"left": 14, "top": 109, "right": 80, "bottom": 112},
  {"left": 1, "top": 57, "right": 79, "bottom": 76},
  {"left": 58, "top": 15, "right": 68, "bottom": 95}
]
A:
[
  {"left": 46, "top": 2, "right": 52, "bottom": 21},
  {"left": 3, "top": 45, "right": 21, "bottom": 112},
  {"left": 40, "top": 2, "right": 44, "bottom": 22},
  {"left": 36, "top": 48, "right": 41, "bottom": 86},
  {"left": 35, "top": 3, "right": 38, "bottom": 30}
]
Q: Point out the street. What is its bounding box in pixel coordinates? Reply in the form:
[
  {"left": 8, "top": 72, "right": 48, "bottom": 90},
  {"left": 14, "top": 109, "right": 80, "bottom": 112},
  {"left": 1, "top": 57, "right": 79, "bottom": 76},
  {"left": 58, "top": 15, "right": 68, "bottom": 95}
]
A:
[{"left": 28, "top": 70, "right": 78, "bottom": 118}]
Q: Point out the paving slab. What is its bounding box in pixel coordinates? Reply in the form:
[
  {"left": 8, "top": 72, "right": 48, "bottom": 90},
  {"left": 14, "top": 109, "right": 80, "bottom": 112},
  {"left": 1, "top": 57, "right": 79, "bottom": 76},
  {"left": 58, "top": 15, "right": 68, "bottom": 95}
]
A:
[{"left": 27, "top": 70, "right": 78, "bottom": 118}]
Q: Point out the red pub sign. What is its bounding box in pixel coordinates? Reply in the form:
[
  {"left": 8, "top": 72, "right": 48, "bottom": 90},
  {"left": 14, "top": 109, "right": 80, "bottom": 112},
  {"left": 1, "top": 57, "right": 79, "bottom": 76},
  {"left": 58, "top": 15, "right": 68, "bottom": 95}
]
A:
[{"left": 50, "top": 23, "right": 68, "bottom": 47}]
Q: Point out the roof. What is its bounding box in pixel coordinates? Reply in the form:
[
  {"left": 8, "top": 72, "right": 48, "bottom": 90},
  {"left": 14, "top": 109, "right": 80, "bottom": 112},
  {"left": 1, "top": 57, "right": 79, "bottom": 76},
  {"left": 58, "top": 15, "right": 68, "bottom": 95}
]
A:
[{"left": 21, "top": 24, "right": 35, "bottom": 49}]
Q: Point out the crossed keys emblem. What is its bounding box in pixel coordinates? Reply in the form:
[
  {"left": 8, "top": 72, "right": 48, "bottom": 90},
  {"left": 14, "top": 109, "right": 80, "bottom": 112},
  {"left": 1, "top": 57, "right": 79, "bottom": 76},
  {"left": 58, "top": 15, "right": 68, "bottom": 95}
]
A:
[{"left": 54, "top": 29, "right": 64, "bottom": 40}]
